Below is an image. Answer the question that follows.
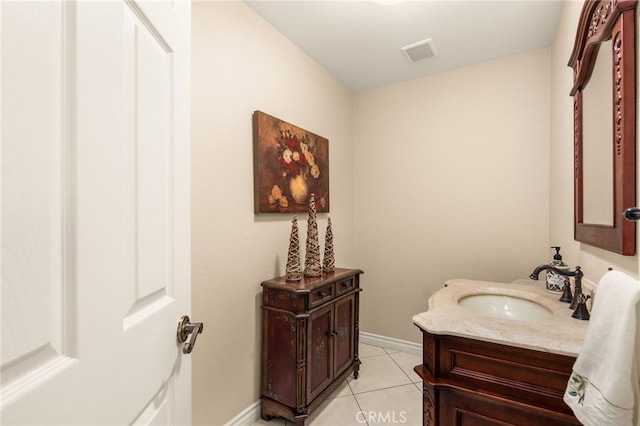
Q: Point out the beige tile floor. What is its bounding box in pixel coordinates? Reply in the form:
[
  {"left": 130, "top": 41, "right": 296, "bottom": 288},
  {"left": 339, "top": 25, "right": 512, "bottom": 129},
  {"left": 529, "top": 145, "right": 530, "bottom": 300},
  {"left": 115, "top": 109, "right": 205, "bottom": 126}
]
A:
[{"left": 253, "top": 343, "right": 423, "bottom": 426}]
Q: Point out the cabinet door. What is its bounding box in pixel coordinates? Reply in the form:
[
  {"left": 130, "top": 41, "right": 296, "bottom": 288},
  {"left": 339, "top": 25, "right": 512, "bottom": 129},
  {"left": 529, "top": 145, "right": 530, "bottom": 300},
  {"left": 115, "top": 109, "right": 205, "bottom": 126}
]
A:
[
  {"left": 334, "top": 294, "right": 355, "bottom": 376},
  {"left": 439, "top": 389, "right": 580, "bottom": 426},
  {"left": 307, "top": 304, "right": 334, "bottom": 402}
]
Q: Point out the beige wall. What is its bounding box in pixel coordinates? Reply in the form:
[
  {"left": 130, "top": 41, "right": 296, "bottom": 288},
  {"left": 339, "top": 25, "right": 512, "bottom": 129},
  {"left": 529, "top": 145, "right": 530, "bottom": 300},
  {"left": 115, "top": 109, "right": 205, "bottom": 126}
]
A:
[
  {"left": 191, "top": 2, "right": 354, "bottom": 424},
  {"left": 549, "top": 1, "right": 639, "bottom": 284},
  {"left": 352, "top": 49, "right": 552, "bottom": 342},
  {"left": 192, "top": 1, "right": 640, "bottom": 424}
]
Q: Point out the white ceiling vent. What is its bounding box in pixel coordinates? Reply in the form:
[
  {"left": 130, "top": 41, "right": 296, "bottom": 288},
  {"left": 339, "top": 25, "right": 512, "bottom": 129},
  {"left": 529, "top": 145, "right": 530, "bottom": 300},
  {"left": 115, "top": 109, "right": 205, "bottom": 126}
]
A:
[{"left": 401, "top": 38, "right": 439, "bottom": 63}]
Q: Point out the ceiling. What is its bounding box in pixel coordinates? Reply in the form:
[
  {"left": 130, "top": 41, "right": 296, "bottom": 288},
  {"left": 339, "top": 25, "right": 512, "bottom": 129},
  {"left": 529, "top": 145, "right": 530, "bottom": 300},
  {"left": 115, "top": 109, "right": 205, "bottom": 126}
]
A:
[{"left": 245, "top": 0, "right": 564, "bottom": 92}]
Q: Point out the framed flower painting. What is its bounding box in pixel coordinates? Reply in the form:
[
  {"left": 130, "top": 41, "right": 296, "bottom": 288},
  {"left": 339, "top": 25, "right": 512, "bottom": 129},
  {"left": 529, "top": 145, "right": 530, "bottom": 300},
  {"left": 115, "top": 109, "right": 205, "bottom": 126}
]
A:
[{"left": 253, "top": 111, "right": 330, "bottom": 213}]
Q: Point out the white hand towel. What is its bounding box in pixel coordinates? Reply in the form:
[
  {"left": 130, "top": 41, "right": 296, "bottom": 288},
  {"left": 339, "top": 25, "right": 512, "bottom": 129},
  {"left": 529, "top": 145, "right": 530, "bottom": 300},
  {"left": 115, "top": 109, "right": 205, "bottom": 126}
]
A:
[{"left": 564, "top": 270, "right": 640, "bottom": 426}]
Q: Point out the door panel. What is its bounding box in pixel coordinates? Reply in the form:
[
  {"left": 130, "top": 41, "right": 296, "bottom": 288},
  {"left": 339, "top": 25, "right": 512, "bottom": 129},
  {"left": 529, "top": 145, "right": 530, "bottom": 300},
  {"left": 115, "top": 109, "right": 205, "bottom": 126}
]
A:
[
  {"left": 334, "top": 295, "right": 355, "bottom": 376},
  {"left": 131, "top": 378, "right": 175, "bottom": 425},
  {"left": 122, "top": 0, "right": 174, "bottom": 321},
  {"left": 1, "top": 0, "right": 75, "bottom": 395},
  {"left": 1, "top": 1, "right": 191, "bottom": 424},
  {"left": 307, "top": 305, "right": 333, "bottom": 402}
]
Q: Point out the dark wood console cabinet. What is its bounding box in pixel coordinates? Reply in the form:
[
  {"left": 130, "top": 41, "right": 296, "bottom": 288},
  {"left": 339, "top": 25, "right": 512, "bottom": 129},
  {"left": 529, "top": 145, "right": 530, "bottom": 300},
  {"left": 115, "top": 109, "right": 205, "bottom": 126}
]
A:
[
  {"left": 414, "top": 331, "right": 581, "bottom": 426},
  {"left": 260, "top": 268, "right": 363, "bottom": 425}
]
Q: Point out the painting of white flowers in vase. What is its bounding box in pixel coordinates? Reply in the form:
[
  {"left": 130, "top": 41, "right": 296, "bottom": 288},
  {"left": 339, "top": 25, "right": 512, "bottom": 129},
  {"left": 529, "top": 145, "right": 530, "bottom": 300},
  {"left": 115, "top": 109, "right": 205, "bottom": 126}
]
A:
[{"left": 253, "top": 111, "right": 329, "bottom": 213}]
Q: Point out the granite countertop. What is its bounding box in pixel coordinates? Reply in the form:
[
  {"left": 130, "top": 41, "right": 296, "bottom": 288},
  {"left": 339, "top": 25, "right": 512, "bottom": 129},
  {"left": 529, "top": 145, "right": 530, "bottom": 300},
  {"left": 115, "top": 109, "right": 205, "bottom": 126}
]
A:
[{"left": 412, "top": 278, "right": 589, "bottom": 357}]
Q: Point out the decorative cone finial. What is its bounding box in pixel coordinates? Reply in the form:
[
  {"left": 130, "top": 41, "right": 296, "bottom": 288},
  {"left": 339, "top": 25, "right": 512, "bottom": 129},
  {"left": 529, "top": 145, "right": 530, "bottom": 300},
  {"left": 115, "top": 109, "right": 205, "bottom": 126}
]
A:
[
  {"left": 285, "top": 216, "right": 302, "bottom": 281},
  {"left": 323, "top": 216, "right": 335, "bottom": 272},
  {"left": 304, "top": 194, "right": 322, "bottom": 277}
]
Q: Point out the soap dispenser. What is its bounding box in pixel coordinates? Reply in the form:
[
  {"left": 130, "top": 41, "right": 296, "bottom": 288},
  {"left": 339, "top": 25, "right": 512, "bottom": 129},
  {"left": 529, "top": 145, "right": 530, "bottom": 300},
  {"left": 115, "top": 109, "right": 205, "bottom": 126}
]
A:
[{"left": 546, "top": 246, "right": 569, "bottom": 294}]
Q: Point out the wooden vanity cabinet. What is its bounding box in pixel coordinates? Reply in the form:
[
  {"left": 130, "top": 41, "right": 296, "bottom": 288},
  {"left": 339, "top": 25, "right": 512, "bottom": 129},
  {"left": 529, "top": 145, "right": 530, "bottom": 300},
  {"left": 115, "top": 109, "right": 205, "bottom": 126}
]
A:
[
  {"left": 414, "top": 331, "right": 581, "bottom": 426},
  {"left": 260, "top": 268, "right": 363, "bottom": 426}
]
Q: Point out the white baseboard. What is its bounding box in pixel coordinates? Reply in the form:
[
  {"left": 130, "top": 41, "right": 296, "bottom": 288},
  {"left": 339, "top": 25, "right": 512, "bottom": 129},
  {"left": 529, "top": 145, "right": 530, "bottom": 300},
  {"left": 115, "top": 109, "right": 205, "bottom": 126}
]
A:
[
  {"left": 359, "top": 331, "right": 422, "bottom": 356},
  {"left": 226, "top": 333, "right": 421, "bottom": 425},
  {"left": 225, "top": 400, "right": 261, "bottom": 426}
]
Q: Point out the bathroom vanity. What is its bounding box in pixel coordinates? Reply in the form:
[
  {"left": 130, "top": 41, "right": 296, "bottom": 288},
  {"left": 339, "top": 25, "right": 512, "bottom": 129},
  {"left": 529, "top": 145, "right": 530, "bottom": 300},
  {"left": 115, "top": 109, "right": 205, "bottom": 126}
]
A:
[
  {"left": 413, "top": 279, "right": 588, "bottom": 425},
  {"left": 260, "top": 268, "right": 363, "bottom": 425}
]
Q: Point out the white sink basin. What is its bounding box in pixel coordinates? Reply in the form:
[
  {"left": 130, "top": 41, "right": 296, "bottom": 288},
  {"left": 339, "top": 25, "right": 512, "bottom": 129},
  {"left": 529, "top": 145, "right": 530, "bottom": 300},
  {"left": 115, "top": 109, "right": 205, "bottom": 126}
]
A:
[{"left": 458, "top": 293, "right": 553, "bottom": 321}]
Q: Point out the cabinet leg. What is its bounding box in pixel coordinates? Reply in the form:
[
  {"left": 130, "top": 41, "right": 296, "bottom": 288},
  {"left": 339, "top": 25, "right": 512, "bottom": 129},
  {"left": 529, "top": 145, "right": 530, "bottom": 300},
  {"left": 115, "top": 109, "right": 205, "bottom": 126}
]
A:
[
  {"left": 260, "top": 413, "right": 272, "bottom": 422},
  {"left": 260, "top": 407, "right": 272, "bottom": 422}
]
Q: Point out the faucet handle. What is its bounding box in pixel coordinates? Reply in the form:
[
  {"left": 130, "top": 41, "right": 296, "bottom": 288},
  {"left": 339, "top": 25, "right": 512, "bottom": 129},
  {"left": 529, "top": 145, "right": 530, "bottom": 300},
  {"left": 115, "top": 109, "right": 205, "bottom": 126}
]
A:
[
  {"left": 559, "top": 281, "right": 573, "bottom": 304},
  {"left": 572, "top": 295, "right": 591, "bottom": 321}
]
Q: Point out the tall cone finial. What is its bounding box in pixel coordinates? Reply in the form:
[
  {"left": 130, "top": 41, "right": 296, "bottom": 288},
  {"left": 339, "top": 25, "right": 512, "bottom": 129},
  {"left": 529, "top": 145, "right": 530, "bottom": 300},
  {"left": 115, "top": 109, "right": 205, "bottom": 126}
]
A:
[
  {"left": 323, "top": 216, "right": 335, "bottom": 272},
  {"left": 304, "top": 194, "right": 322, "bottom": 277},
  {"left": 285, "top": 216, "right": 302, "bottom": 281}
]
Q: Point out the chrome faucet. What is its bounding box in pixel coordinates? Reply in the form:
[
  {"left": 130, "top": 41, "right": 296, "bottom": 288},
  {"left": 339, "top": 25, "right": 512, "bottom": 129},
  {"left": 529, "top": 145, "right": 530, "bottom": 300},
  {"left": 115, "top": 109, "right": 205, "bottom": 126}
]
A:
[{"left": 529, "top": 265, "right": 584, "bottom": 311}]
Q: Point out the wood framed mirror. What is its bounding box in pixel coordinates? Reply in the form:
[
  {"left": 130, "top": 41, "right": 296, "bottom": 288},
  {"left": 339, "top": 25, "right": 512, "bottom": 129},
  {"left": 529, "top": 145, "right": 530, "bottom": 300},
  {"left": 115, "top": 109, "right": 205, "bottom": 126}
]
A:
[{"left": 569, "top": 0, "right": 637, "bottom": 256}]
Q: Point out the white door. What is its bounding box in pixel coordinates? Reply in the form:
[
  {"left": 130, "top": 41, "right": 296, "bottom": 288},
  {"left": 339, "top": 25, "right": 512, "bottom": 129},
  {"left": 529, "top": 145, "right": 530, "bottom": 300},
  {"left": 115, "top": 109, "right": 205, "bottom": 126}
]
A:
[{"left": 1, "top": 1, "right": 193, "bottom": 424}]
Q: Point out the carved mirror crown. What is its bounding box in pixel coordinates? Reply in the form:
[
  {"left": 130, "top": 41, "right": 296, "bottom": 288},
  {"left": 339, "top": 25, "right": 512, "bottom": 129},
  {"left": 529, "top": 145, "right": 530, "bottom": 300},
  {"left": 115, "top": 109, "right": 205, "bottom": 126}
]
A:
[{"left": 569, "top": 0, "right": 636, "bottom": 255}]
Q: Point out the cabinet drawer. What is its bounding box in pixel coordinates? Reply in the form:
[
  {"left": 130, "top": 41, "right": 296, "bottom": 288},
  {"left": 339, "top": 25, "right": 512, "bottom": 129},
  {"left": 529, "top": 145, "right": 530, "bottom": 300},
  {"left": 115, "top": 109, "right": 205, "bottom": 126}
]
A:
[
  {"left": 439, "top": 336, "right": 575, "bottom": 415},
  {"left": 335, "top": 278, "right": 356, "bottom": 296},
  {"left": 439, "top": 388, "right": 581, "bottom": 426},
  {"left": 309, "top": 284, "right": 334, "bottom": 308}
]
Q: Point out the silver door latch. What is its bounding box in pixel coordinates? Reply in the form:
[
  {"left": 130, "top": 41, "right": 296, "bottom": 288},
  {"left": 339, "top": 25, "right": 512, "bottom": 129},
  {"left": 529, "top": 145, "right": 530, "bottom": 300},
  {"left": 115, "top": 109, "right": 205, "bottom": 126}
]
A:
[{"left": 177, "top": 315, "right": 204, "bottom": 354}]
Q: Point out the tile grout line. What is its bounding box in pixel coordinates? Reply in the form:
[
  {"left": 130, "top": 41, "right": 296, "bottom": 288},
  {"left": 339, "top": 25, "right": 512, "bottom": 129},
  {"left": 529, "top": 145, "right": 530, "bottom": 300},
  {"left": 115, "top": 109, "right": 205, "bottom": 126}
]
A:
[
  {"left": 348, "top": 380, "right": 369, "bottom": 426},
  {"left": 351, "top": 351, "right": 420, "bottom": 425},
  {"left": 352, "top": 348, "right": 402, "bottom": 425},
  {"left": 290, "top": 346, "right": 418, "bottom": 425},
  {"left": 352, "top": 382, "right": 421, "bottom": 396},
  {"left": 350, "top": 350, "right": 417, "bottom": 396},
  {"left": 387, "top": 350, "right": 422, "bottom": 385}
]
